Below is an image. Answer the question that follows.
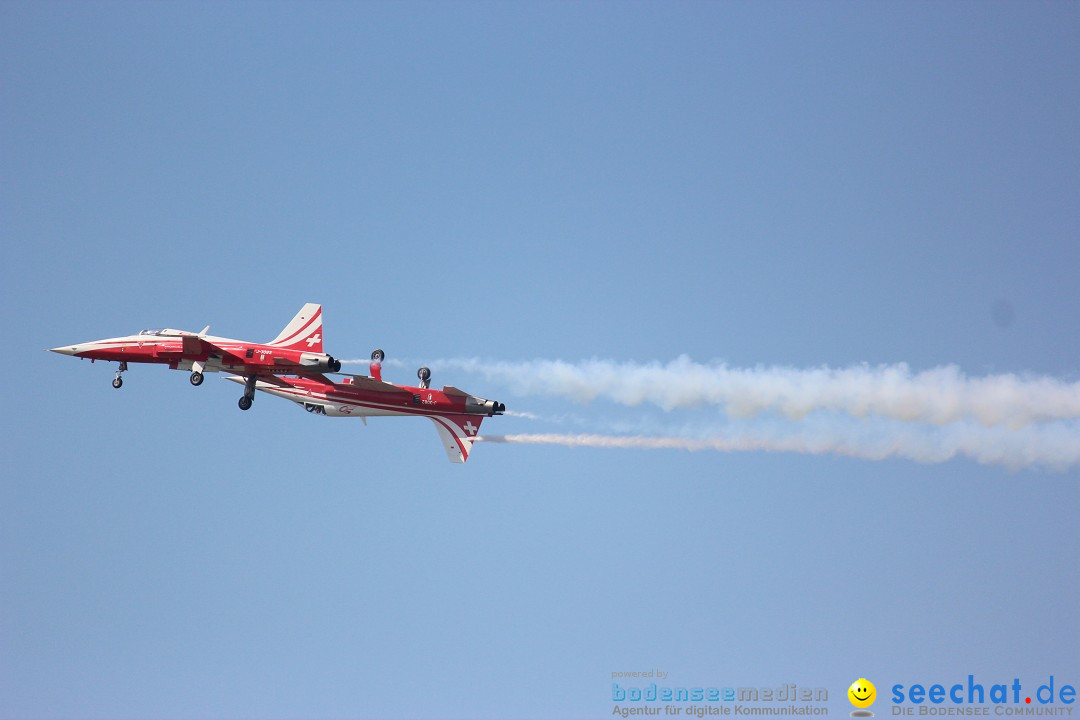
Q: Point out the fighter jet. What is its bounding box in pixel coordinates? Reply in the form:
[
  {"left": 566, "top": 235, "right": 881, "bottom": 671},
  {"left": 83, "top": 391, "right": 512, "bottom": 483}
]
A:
[
  {"left": 225, "top": 349, "right": 505, "bottom": 463},
  {"left": 50, "top": 303, "right": 341, "bottom": 410}
]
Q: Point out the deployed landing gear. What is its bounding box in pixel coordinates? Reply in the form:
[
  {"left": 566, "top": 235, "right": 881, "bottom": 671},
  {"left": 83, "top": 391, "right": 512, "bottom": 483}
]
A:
[
  {"left": 238, "top": 375, "right": 257, "bottom": 411},
  {"left": 418, "top": 366, "right": 431, "bottom": 389},
  {"left": 112, "top": 361, "right": 128, "bottom": 389},
  {"left": 370, "top": 348, "right": 385, "bottom": 381},
  {"left": 190, "top": 371, "right": 204, "bottom": 386}
]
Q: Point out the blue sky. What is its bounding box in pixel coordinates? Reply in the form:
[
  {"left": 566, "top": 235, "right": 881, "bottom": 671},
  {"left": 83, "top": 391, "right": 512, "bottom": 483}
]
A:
[{"left": 2, "top": 2, "right": 1077, "bottom": 718}]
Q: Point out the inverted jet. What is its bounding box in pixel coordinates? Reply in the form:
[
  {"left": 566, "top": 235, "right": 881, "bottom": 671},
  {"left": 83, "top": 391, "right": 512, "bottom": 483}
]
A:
[{"left": 226, "top": 350, "right": 504, "bottom": 463}]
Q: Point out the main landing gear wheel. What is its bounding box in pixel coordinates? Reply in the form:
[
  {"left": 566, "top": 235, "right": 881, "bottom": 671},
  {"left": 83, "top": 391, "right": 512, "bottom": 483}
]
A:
[
  {"left": 417, "top": 366, "right": 431, "bottom": 389},
  {"left": 238, "top": 375, "right": 257, "bottom": 411},
  {"left": 190, "top": 371, "right": 204, "bottom": 386},
  {"left": 371, "top": 348, "right": 385, "bottom": 362}
]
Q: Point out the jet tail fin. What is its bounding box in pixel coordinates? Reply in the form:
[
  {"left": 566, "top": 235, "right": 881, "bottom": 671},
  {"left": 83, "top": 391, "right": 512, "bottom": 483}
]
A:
[
  {"left": 429, "top": 414, "right": 484, "bottom": 463},
  {"left": 268, "top": 303, "right": 323, "bottom": 352}
]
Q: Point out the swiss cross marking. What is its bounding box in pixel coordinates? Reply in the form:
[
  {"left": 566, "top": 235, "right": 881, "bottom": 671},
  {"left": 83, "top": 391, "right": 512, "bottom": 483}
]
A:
[
  {"left": 463, "top": 421, "right": 477, "bottom": 436},
  {"left": 305, "top": 333, "right": 321, "bottom": 348}
]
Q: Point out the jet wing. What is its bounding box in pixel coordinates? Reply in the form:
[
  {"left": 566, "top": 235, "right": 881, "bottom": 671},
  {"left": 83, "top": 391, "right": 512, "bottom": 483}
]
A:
[
  {"left": 182, "top": 335, "right": 206, "bottom": 356},
  {"left": 337, "top": 374, "right": 405, "bottom": 393},
  {"left": 248, "top": 371, "right": 342, "bottom": 387},
  {"left": 247, "top": 374, "right": 297, "bottom": 388},
  {"left": 153, "top": 335, "right": 226, "bottom": 361},
  {"left": 428, "top": 414, "right": 484, "bottom": 463},
  {"left": 271, "top": 356, "right": 343, "bottom": 383},
  {"left": 296, "top": 370, "right": 335, "bottom": 384},
  {"left": 158, "top": 335, "right": 248, "bottom": 364}
]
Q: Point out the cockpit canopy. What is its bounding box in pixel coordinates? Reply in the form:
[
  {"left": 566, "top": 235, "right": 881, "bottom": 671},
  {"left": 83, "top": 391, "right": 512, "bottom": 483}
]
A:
[{"left": 138, "top": 328, "right": 189, "bottom": 337}]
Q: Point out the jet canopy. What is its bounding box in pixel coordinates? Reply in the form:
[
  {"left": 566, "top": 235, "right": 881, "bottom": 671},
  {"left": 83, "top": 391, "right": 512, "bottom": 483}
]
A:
[{"left": 138, "top": 328, "right": 189, "bottom": 337}]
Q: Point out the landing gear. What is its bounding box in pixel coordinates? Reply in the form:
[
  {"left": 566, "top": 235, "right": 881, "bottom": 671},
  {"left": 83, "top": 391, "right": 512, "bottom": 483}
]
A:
[
  {"left": 418, "top": 366, "right": 431, "bottom": 389},
  {"left": 238, "top": 375, "right": 256, "bottom": 411},
  {"left": 370, "top": 348, "right": 385, "bottom": 381},
  {"left": 190, "top": 371, "right": 204, "bottom": 386},
  {"left": 112, "top": 361, "right": 128, "bottom": 389}
]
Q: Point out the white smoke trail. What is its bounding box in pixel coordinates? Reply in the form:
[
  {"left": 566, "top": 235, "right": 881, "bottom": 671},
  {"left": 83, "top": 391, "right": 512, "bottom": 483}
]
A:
[
  {"left": 503, "top": 410, "right": 541, "bottom": 419},
  {"left": 336, "top": 354, "right": 1080, "bottom": 468},
  {"left": 339, "top": 358, "right": 407, "bottom": 368},
  {"left": 476, "top": 421, "right": 1080, "bottom": 470},
  {"left": 425, "top": 356, "right": 1080, "bottom": 428}
]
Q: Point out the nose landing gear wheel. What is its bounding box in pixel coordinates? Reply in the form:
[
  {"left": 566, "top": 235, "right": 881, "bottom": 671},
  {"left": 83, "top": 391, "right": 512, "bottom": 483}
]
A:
[{"left": 112, "top": 361, "right": 128, "bottom": 389}]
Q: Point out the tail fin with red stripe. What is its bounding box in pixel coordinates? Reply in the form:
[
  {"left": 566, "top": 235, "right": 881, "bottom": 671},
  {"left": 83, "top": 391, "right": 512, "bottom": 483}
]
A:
[
  {"left": 429, "top": 414, "right": 484, "bottom": 463},
  {"left": 268, "top": 303, "right": 323, "bottom": 352}
]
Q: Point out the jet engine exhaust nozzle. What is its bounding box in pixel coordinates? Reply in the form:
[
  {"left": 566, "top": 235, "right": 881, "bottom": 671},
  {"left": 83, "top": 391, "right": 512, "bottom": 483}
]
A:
[
  {"left": 466, "top": 396, "right": 506, "bottom": 416},
  {"left": 300, "top": 352, "right": 342, "bottom": 373}
]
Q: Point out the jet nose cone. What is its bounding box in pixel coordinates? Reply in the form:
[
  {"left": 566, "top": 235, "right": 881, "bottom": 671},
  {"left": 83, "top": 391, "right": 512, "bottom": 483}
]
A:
[{"left": 49, "top": 343, "right": 87, "bottom": 354}]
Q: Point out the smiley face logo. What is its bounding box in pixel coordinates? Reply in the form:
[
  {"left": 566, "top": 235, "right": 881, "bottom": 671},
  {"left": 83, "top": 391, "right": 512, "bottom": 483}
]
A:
[{"left": 848, "top": 678, "right": 876, "bottom": 709}]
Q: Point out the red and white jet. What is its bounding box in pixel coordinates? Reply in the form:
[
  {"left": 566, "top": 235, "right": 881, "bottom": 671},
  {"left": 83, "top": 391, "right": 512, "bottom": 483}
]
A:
[
  {"left": 50, "top": 303, "right": 342, "bottom": 410},
  {"left": 225, "top": 350, "right": 505, "bottom": 463}
]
